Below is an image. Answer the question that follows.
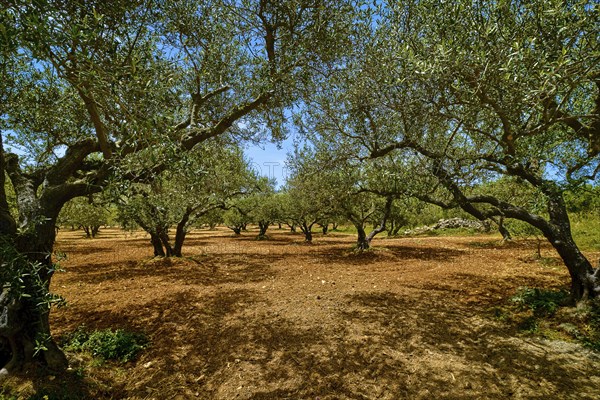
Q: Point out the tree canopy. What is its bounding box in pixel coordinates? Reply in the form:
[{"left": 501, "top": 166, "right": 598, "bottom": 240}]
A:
[{"left": 0, "top": 0, "right": 598, "bottom": 381}]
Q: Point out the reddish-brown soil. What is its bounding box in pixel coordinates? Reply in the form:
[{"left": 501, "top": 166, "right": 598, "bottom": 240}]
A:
[{"left": 6, "top": 228, "right": 600, "bottom": 399}]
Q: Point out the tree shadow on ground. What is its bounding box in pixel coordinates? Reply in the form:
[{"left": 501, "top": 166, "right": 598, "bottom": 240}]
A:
[
  {"left": 384, "top": 244, "right": 465, "bottom": 261},
  {"left": 3, "top": 359, "right": 111, "bottom": 400},
  {"left": 59, "top": 288, "right": 409, "bottom": 399},
  {"left": 465, "top": 239, "right": 549, "bottom": 250},
  {"left": 315, "top": 244, "right": 465, "bottom": 266},
  {"left": 334, "top": 291, "right": 599, "bottom": 400},
  {"left": 440, "top": 272, "right": 568, "bottom": 304},
  {"left": 55, "top": 287, "right": 600, "bottom": 399},
  {"left": 58, "top": 253, "right": 282, "bottom": 287},
  {"left": 45, "top": 232, "right": 600, "bottom": 399},
  {"left": 56, "top": 236, "right": 212, "bottom": 258}
]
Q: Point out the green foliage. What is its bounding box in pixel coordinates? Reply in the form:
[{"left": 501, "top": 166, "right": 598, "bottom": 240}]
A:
[
  {"left": 564, "top": 186, "right": 600, "bottom": 215},
  {"left": 64, "top": 326, "right": 148, "bottom": 363},
  {"left": 194, "top": 208, "right": 225, "bottom": 229},
  {"left": 0, "top": 237, "right": 64, "bottom": 311},
  {"left": 115, "top": 141, "right": 256, "bottom": 253},
  {"left": 570, "top": 213, "right": 600, "bottom": 251},
  {"left": 0, "top": 392, "right": 17, "bottom": 400},
  {"left": 2, "top": 176, "right": 17, "bottom": 221},
  {"left": 503, "top": 289, "right": 600, "bottom": 352},
  {"left": 510, "top": 287, "right": 569, "bottom": 317},
  {"left": 581, "top": 300, "right": 600, "bottom": 351},
  {"left": 58, "top": 195, "right": 114, "bottom": 236}
]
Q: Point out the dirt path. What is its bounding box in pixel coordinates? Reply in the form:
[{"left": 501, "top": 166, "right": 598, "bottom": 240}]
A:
[{"left": 36, "top": 228, "right": 600, "bottom": 399}]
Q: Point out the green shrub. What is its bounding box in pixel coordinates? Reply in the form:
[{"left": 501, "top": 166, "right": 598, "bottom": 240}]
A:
[
  {"left": 581, "top": 299, "right": 600, "bottom": 351},
  {"left": 64, "top": 326, "right": 148, "bottom": 363},
  {"left": 510, "top": 287, "right": 569, "bottom": 317}
]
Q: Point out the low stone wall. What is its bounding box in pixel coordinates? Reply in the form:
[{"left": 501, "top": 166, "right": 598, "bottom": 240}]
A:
[{"left": 403, "top": 217, "right": 490, "bottom": 236}]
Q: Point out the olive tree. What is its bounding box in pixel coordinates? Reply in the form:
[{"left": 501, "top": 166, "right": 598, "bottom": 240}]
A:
[
  {"left": 286, "top": 143, "right": 395, "bottom": 249},
  {"left": 280, "top": 147, "right": 339, "bottom": 242},
  {"left": 116, "top": 141, "right": 253, "bottom": 257},
  {"left": 246, "top": 179, "right": 282, "bottom": 239},
  {"left": 300, "top": 0, "right": 600, "bottom": 301},
  {"left": 0, "top": 0, "right": 354, "bottom": 375},
  {"left": 58, "top": 195, "right": 113, "bottom": 238}
]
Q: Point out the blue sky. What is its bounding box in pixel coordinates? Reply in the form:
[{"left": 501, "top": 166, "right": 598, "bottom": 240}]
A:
[{"left": 244, "top": 137, "right": 295, "bottom": 188}]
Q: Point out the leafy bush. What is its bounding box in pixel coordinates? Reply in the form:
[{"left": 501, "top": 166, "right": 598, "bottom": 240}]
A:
[
  {"left": 64, "top": 326, "right": 148, "bottom": 363},
  {"left": 581, "top": 299, "right": 600, "bottom": 351},
  {"left": 503, "top": 288, "right": 600, "bottom": 352},
  {"left": 510, "top": 287, "right": 569, "bottom": 317}
]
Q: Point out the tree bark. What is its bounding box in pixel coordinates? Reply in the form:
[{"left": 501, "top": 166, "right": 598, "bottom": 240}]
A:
[
  {"left": 434, "top": 161, "right": 599, "bottom": 302},
  {"left": 173, "top": 208, "right": 192, "bottom": 257},
  {"left": 366, "top": 197, "right": 393, "bottom": 244},
  {"left": 257, "top": 221, "right": 269, "bottom": 239},
  {"left": 496, "top": 216, "right": 512, "bottom": 241},
  {"left": 1, "top": 138, "right": 70, "bottom": 375},
  {"left": 356, "top": 224, "right": 370, "bottom": 250},
  {"left": 2, "top": 213, "right": 70, "bottom": 375},
  {"left": 158, "top": 227, "right": 173, "bottom": 257},
  {"left": 299, "top": 221, "right": 314, "bottom": 242},
  {"left": 543, "top": 196, "right": 598, "bottom": 301},
  {"left": 228, "top": 224, "right": 243, "bottom": 235},
  {"left": 150, "top": 232, "right": 165, "bottom": 257}
]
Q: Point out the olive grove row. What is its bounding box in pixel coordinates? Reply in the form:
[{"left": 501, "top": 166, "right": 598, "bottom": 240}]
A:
[{"left": 0, "top": 0, "right": 598, "bottom": 377}]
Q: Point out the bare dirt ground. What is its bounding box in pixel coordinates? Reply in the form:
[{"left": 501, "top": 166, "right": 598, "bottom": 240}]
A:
[{"left": 7, "top": 227, "right": 600, "bottom": 399}]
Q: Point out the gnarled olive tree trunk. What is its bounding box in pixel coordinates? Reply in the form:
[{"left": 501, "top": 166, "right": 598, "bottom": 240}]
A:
[
  {"left": 348, "top": 197, "right": 393, "bottom": 251},
  {"left": 0, "top": 193, "right": 69, "bottom": 377},
  {"left": 430, "top": 161, "right": 599, "bottom": 302},
  {"left": 257, "top": 221, "right": 270, "bottom": 239},
  {"left": 542, "top": 196, "right": 599, "bottom": 301},
  {"left": 0, "top": 137, "right": 102, "bottom": 376},
  {"left": 298, "top": 220, "right": 316, "bottom": 242}
]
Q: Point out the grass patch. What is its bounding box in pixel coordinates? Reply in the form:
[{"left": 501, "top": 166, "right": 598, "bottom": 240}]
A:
[
  {"left": 428, "top": 227, "right": 483, "bottom": 236},
  {"left": 498, "top": 287, "right": 600, "bottom": 352},
  {"left": 63, "top": 326, "right": 148, "bottom": 363},
  {"left": 510, "top": 287, "right": 569, "bottom": 317},
  {"left": 571, "top": 213, "right": 600, "bottom": 251},
  {"left": 579, "top": 300, "right": 600, "bottom": 351}
]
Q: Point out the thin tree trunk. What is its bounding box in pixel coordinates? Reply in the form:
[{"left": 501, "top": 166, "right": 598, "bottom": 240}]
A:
[
  {"left": 150, "top": 232, "right": 165, "bottom": 257},
  {"left": 496, "top": 216, "right": 512, "bottom": 241},
  {"left": 229, "top": 225, "right": 242, "bottom": 235},
  {"left": 158, "top": 228, "right": 173, "bottom": 257},
  {"left": 300, "top": 221, "right": 314, "bottom": 242},
  {"left": 356, "top": 224, "right": 369, "bottom": 250},
  {"left": 363, "top": 196, "right": 393, "bottom": 248},
  {"left": 257, "top": 221, "right": 269, "bottom": 239},
  {"left": 173, "top": 208, "right": 192, "bottom": 257}
]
